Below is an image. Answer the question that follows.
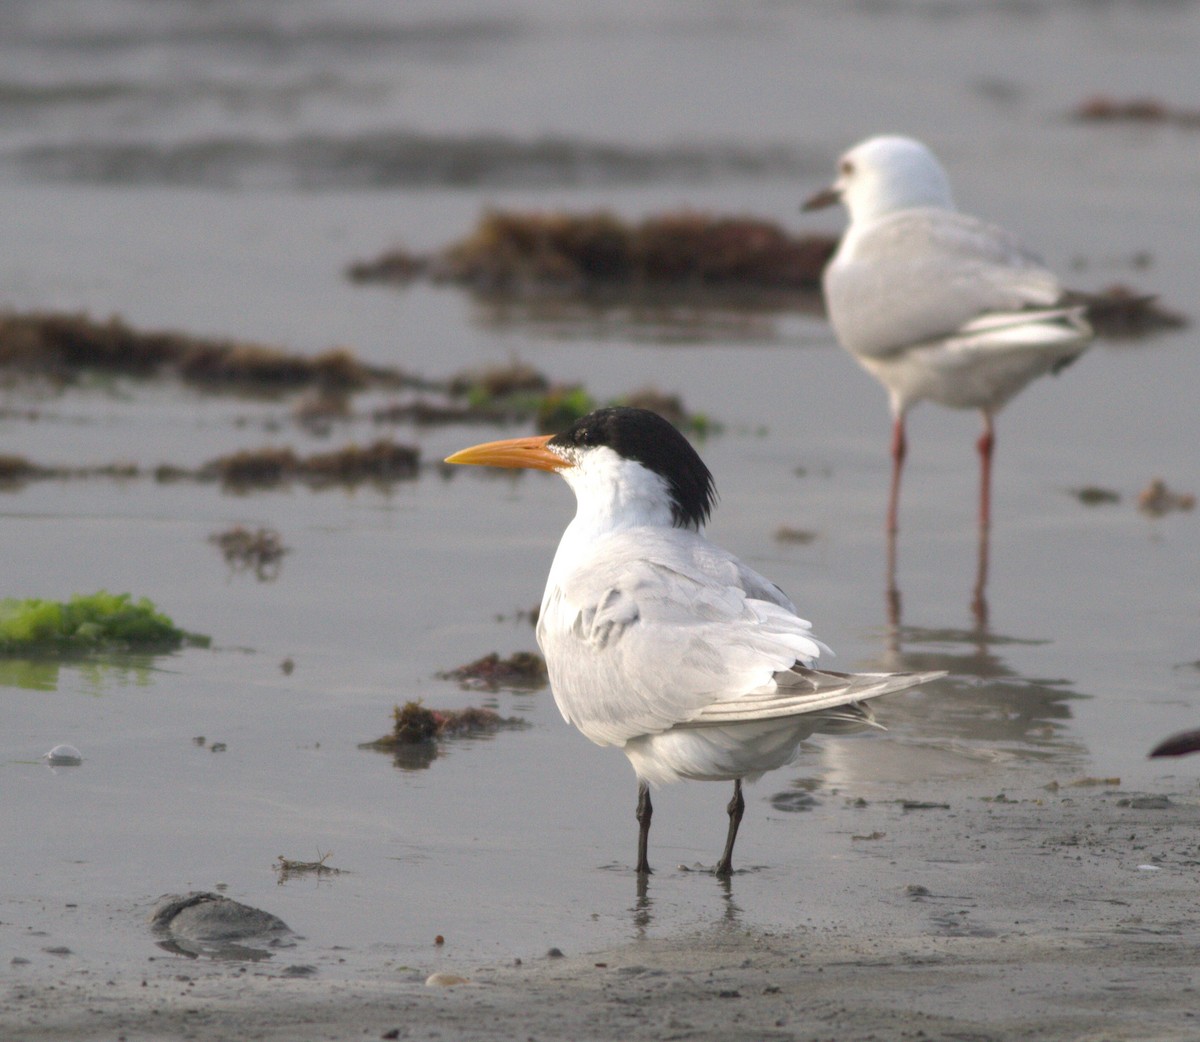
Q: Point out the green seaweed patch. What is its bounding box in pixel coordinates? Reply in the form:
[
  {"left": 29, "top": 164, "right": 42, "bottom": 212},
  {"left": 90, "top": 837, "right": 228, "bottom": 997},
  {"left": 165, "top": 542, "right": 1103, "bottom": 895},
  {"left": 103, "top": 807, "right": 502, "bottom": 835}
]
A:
[
  {"left": 434, "top": 362, "right": 713, "bottom": 437},
  {"left": 0, "top": 592, "right": 210, "bottom": 654},
  {"left": 437, "top": 651, "right": 548, "bottom": 690}
]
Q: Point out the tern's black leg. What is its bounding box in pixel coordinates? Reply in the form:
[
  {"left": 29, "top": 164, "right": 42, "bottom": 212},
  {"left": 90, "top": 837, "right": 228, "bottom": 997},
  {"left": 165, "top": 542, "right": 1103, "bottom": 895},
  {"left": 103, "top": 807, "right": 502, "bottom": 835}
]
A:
[
  {"left": 635, "top": 781, "right": 653, "bottom": 876},
  {"left": 714, "top": 779, "right": 745, "bottom": 878}
]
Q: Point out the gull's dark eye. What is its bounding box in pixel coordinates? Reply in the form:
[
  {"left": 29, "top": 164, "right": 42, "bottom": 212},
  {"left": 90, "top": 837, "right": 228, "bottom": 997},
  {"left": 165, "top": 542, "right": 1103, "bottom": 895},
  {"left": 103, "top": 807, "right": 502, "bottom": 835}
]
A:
[{"left": 839, "top": 159, "right": 854, "bottom": 177}]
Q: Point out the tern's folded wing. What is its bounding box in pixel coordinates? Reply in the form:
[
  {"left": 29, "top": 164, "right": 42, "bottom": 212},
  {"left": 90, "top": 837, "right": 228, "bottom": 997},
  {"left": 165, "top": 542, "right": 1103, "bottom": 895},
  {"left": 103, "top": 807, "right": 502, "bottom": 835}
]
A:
[{"left": 537, "top": 529, "right": 833, "bottom": 746}]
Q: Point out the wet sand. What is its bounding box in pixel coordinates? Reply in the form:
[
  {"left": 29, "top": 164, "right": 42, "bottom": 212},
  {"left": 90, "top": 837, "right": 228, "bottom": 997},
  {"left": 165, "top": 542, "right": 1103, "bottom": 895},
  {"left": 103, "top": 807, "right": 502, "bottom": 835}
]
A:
[{"left": 7, "top": 776, "right": 1199, "bottom": 1042}]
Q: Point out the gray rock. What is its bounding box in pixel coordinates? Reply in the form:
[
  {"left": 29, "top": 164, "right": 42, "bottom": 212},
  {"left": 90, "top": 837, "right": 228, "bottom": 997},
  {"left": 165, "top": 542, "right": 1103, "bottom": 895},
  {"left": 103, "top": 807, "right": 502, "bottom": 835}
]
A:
[{"left": 150, "top": 892, "right": 292, "bottom": 961}]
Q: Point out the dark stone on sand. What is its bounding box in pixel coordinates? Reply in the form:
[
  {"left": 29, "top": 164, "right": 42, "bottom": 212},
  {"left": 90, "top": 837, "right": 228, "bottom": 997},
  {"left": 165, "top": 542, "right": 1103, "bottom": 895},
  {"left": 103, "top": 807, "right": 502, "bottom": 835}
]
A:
[{"left": 151, "top": 892, "right": 292, "bottom": 960}]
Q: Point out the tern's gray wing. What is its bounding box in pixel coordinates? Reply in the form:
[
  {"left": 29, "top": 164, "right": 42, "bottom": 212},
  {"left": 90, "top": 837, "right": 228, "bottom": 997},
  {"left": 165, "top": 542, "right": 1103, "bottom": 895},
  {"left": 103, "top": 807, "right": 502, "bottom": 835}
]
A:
[
  {"left": 825, "top": 208, "right": 1068, "bottom": 358},
  {"left": 536, "top": 528, "right": 830, "bottom": 747}
]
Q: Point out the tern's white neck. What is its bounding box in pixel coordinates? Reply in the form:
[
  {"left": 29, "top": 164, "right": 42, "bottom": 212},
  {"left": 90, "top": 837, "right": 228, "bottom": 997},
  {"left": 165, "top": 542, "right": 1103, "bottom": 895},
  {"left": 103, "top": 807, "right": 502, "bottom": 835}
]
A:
[
  {"left": 559, "top": 445, "right": 679, "bottom": 537},
  {"left": 544, "top": 446, "right": 680, "bottom": 593}
]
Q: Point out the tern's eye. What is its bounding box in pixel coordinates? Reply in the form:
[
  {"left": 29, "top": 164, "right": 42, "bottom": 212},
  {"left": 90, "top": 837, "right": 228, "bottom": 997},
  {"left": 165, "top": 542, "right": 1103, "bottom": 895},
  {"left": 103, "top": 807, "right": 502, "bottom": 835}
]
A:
[{"left": 839, "top": 159, "right": 854, "bottom": 177}]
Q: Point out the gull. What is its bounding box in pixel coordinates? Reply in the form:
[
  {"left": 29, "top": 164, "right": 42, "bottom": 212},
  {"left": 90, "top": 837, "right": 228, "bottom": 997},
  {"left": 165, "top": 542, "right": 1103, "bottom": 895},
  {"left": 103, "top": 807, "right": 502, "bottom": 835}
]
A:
[
  {"left": 447, "top": 407, "right": 943, "bottom": 876},
  {"left": 804, "top": 134, "right": 1093, "bottom": 533}
]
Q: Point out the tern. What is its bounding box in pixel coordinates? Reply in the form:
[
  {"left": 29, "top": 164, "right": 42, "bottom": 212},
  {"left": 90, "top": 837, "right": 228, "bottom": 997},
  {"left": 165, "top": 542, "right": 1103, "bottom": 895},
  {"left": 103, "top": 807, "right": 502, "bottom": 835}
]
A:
[
  {"left": 447, "top": 407, "right": 942, "bottom": 877},
  {"left": 803, "top": 134, "right": 1093, "bottom": 534}
]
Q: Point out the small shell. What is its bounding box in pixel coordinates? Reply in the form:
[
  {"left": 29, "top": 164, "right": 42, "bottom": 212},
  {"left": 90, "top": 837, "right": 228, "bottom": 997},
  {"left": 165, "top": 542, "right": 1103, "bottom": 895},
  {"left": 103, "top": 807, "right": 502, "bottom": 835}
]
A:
[
  {"left": 425, "top": 972, "right": 469, "bottom": 987},
  {"left": 44, "top": 745, "right": 83, "bottom": 766}
]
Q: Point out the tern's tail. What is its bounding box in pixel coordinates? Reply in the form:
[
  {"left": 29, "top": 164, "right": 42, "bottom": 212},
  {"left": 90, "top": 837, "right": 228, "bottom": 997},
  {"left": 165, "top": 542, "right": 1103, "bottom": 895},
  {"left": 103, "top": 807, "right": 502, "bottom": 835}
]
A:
[{"left": 683, "top": 666, "right": 946, "bottom": 726}]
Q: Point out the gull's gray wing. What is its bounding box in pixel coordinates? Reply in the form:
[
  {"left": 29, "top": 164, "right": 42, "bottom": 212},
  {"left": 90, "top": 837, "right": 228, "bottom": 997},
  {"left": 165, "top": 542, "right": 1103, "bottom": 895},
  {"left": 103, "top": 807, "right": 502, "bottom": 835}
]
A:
[{"left": 824, "top": 208, "right": 1068, "bottom": 358}]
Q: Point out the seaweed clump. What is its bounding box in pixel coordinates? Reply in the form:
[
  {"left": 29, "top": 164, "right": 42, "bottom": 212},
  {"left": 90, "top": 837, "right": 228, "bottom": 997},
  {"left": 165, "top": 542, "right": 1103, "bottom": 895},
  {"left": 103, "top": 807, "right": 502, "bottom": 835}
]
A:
[
  {"left": 209, "top": 526, "right": 289, "bottom": 579},
  {"left": 359, "top": 700, "right": 528, "bottom": 769},
  {"left": 348, "top": 209, "right": 837, "bottom": 297},
  {"left": 0, "top": 591, "right": 209, "bottom": 654},
  {"left": 1072, "top": 96, "right": 1200, "bottom": 127},
  {"left": 197, "top": 440, "right": 420, "bottom": 490},
  {"left": 437, "top": 651, "right": 548, "bottom": 690},
  {"left": 0, "top": 311, "right": 410, "bottom": 392},
  {"left": 422, "top": 362, "right": 711, "bottom": 436},
  {"left": 1082, "top": 285, "right": 1188, "bottom": 338},
  {"left": 1138, "top": 479, "right": 1195, "bottom": 518}
]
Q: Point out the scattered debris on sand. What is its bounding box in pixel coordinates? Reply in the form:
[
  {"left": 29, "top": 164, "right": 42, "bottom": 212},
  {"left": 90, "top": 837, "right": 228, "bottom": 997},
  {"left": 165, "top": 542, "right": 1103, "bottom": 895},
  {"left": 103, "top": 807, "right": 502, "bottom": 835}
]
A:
[
  {"left": 1137, "top": 478, "right": 1195, "bottom": 517},
  {"left": 1072, "top": 95, "right": 1200, "bottom": 127},
  {"left": 438, "top": 651, "right": 548, "bottom": 689},
  {"left": 274, "top": 850, "right": 343, "bottom": 882},
  {"left": 0, "top": 310, "right": 412, "bottom": 392},
  {"left": 209, "top": 526, "right": 289, "bottom": 578},
  {"left": 0, "top": 591, "right": 209, "bottom": 654},
  {"left": 1043, "top": 777, "right": 1121, "bottom": 792},
  {"left": 347, "top": 209, "right": 837, "bottom": 298}
]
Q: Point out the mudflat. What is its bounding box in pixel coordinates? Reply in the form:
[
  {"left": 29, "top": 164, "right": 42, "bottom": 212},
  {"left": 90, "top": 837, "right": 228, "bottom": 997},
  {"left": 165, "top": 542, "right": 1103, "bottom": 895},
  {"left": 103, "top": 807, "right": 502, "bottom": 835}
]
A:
[{"left": 7, "top": 776, "right": 1197, "bottom": 1042}]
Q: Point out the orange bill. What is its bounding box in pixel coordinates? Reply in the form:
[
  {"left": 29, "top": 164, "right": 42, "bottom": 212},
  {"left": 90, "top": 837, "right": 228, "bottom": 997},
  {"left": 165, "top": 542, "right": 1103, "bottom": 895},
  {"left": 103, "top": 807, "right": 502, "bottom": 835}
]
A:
[{"left": 445, "top": 433, "right": 567, "bottom": 472}]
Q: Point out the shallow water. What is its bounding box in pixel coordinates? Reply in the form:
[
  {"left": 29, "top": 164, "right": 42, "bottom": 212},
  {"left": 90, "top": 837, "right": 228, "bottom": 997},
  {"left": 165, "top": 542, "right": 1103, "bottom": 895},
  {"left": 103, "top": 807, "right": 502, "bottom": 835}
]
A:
[{"left": 1, "top": 0, "right": 1198, "bottom": 981}]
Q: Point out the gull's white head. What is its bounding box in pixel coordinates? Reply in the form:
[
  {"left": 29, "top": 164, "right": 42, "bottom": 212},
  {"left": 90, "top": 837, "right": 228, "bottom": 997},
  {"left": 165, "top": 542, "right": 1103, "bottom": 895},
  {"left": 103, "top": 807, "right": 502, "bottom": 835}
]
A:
[{"left": 805, "top": 135, "right": 955, "bottom": 225}]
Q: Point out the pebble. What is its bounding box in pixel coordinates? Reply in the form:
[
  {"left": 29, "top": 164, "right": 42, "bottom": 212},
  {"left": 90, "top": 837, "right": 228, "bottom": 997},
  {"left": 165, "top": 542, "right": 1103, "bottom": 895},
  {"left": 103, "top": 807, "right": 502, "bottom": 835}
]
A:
[{"left": 1118, "top": 795, "right": 1171, "bottom": 810}]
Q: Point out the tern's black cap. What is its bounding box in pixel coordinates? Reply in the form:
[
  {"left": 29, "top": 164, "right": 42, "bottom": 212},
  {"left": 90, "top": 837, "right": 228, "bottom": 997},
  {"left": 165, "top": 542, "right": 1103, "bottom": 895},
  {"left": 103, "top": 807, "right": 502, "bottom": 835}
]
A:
[{"left": 549, "top": 407, "right": 716, "bottom": 530}]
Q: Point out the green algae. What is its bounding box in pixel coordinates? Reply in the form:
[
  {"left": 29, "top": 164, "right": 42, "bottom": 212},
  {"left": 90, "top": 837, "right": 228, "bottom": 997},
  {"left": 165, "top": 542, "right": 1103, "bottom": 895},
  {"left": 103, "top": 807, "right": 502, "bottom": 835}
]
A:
[{"left": 0, "top": 591, "right": 209, "bottom": 654}]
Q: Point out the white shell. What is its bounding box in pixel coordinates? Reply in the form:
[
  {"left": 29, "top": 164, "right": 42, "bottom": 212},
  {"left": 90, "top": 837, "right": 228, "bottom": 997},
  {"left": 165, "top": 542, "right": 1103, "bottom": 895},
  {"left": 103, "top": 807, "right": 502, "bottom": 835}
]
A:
[{"left": 44, "top": 744, "right": 83, "bottom": 766}]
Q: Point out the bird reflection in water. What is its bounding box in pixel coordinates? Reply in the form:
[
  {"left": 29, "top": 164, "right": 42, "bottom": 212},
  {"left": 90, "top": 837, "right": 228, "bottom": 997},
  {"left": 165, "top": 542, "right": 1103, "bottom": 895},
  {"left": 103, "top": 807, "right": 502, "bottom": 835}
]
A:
[
  {"left": 877, "top": 527, "right": 1087, "bottom": 766},
  {"left": 627, "top": 864, "right": 742, "bottom": 941},
  {"left": 887, "top": 511, "right": 991, "bottom": 633}
]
